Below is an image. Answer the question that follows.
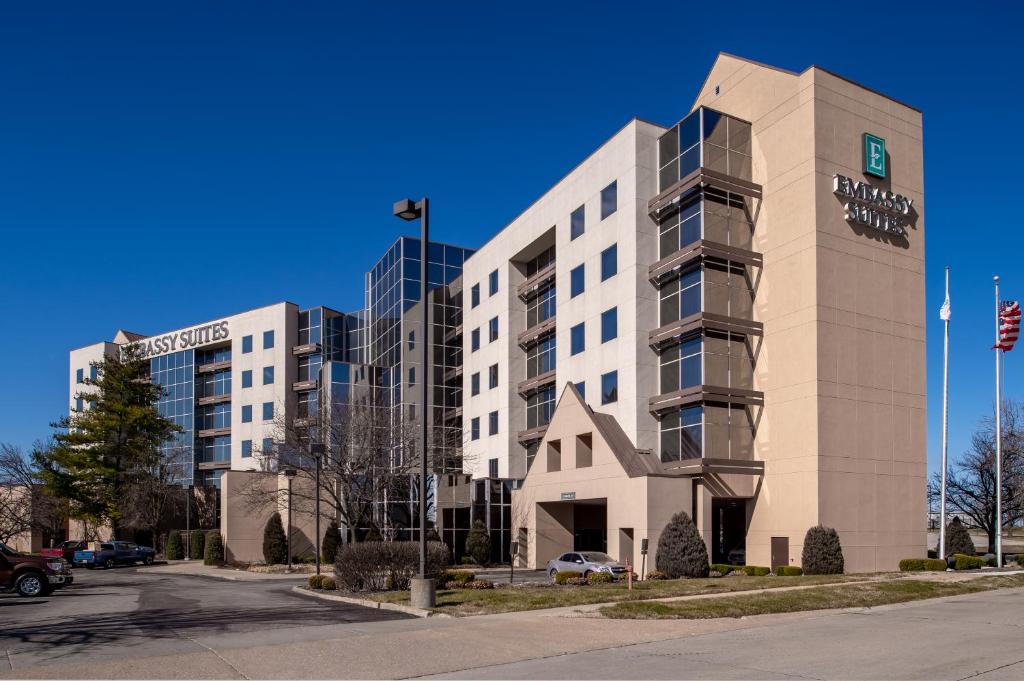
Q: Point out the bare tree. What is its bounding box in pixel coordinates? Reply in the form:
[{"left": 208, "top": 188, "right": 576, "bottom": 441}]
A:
[
  {"left": 240, "top": 386, "right": 456, "bottom": 541},
  {"left": 0, "top": 443, "right": 68, "bottom": 547},
  {"left": 118, "top": 446, "right": 191, "bottom": 551},
  {"left": 928, "top": 400, "right": 1024, "bottom": 553}
]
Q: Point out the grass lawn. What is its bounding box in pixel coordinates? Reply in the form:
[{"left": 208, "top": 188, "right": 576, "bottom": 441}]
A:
[
  {"left": 364, "top": 573, "right": 883, "bottom": 617},
  {"left": 599, "top": 573, "right": 1024, "bottom": 619}
]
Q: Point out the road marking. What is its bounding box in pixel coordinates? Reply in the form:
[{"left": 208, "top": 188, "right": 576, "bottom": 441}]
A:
[{"left": 5, "top": 649, "right": 13, "bottom": 672}]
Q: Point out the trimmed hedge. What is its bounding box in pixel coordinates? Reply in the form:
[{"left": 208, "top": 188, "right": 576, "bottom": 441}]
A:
[
  {"left": 190, "top": 529, "right": 205, "bottom": 561},
  {"left": 308, "top": 574, "right": 338, "bottom": 590},
  {"left": 308, "top": 574, "right": 325, "bottom": 589},
  {"left": 943, "top": 518, "right": 975, "bottom": 557},
  {"left": 466, "top": 520, "right": 491, "bottom": 566},
  {"left": 775, "top": 566, "right": 803, "bottom": 576},
  {"left": 656, "top": 511, "right": 710, "bottom": 578},
  {"left": 741, "top": 565, "right": 771, "bottom": 577},
  {"left": 646, "top": 570, "right": 668, "bottom": 580},
  {"left": 710, "top": 563, "right": 735, "bottom": 575},
  {"left": 334, "top": 540, "right": 450, "bottom": 592},
  {"left": 166, "top": 531, "right": 183, "bottom": 561},
  {"left": 554, "top": 570, "right": 583, "bottom": 585},
  {"left": 899, "top": 558, "right": 947, "bottom": 572},
  {"left": 802, "top": 525, "right": 844, "bottom": 575},
  {"left": 588, "top": 572, "right": 614, "bottom": 584},
  {"left": 203, "top": 530, "right": 224, "bottom": 565},
  {"left": 954, "top": 553, "right": 984, "bottom": 570}
]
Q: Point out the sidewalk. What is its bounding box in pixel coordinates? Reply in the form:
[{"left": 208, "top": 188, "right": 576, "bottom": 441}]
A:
[{"left": 147, "top": 560, "right": 312, "bottom": 581}]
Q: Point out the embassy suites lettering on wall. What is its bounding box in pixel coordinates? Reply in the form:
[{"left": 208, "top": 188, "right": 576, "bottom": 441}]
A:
[
  {"left": 832, "top": 174, "right": 915, "bottom": 238},
  {"left": 133, "top": 320, "right": 230, "bottom": 358}
]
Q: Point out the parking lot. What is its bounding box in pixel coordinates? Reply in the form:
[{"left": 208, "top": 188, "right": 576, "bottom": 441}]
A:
[{"left": 0, "top": 564, "right": 412, "bottom": 676}]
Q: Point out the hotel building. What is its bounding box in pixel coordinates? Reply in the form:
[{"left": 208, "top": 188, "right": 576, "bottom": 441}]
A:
[{"left": 68, "top": 54, "right": 926, "bottom": 572}]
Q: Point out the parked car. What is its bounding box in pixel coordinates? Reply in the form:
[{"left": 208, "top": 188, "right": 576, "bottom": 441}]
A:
[
  {"left": 0, "top": 542, "right": 73, "bottom": 597},
  {"left": 546, "top": 551, "right": 628, "bottom": 579},
  {"left": 40, "top": 540, "right": 87, "bottom": 564},
  {"left": 74, "top": 541, "right": 156, "bottom": 569}
]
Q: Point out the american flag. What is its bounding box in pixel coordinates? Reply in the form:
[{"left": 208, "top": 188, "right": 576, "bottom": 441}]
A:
[{"left": 995, "top": 301, "right": 1021, "bottom": 351}]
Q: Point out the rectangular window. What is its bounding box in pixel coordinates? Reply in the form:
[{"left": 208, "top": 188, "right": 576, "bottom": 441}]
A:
[
  {"left": 526, "top": 335, "right": 556, "bottom": 378},
  {"left": 408, "top": 331, "right": 415, "bottom": 351},
  {"left": 90, "top": 365, "right": 97, "bottom": 380},
  {"left": 263, "top": 366, "right": 275, "bottom": 385},
  {"left": 575, "top": 381, "right": 585, "bottom": 400},
  {"left": 488, "top": 410, "right": 499, "bottom": 435},
  {"left": 488, "top": 458, "right": 498, "bottom": 478},
  {"left": 488, "top": 316, "right": 498, "bottom": 343},
  {"left": 263, "top": 330, "right": 275, "bottom": 349},
  {"left": 489, "top": 269, "right": 499, "bottom": 296},
  {"left": 76, "top": 368, "right": 84, "bottom": 383},
  {"left": 471, "top": 372, "right": 480, "bottom": 396},
  {"left": 241, "top": 370, "right": 252, "bottom": 388},
  {"left": 241, "top": 440, "right": 252, "bottom": 458},
  {"left": 570, "top": 204, "right": 585, "bottom": 240},
  {"left": 471, "top": 417, "right": 480, "bottom": 440},
  {"left": 408, "top": 367, "right": 415, "bottom": 387},
  {"left": 601, "top": 307, "right": 618, "bottom": 343},
  {"left": 471, "top": 328, "right": 480, "bottom": 352},
  {"left": 75, "top": 397, "right": 83, "bottom": 412},
  {"left": 241, "top": 405, "right": 252, "bottom": 423},
  {"left": 570, "top": 264, "right": 585, "bottom": 298},
  {"left": 262, "top": 402, "right": 273, "bottom": 421},
  {"left": 601, "top": 244, "right": 617, "bottom": 281},
  {"left": 601, "top": 180, "right": 617, "bottom": 220},
  {"left": 471, "top": 284, "right": 480, "bottom": 308},
  {"left": 242, "top": 335, "right": 253, "bottom": 353},
  {"left": 489, "top": 364, "right": 498, "bottom": 389},
  {"left": 262, "top": 437, "right": 273, "bottom": 455},
  {"left": 601, "top": 370, "right": 618, "bottom": 405},
  {"left": 570, "top": 322, "right": 585, "bottom": 355}
]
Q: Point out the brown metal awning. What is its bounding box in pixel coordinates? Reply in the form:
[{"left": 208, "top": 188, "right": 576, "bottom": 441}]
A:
[
  {"left": 656, "top": 457, "right": 765, "bottom": 477},
  {"left": 195, "top": 393, "right": 231, "bottom": 407},
  {"left": 517, "top": 316, "right": 556, "bottom": 349},
  {"left": 197, "top": 427, "right": 231, "bottom": 439},
  {"left": 291, "top": 343, "right": 322, "bottom": 356},
  {"left": 649, "top": 166, "right": 762, "bottom": 218},
  {"left": 292, "top": 379, "right": 318, "bottom": 392},
  {"left": 196, "top": 359, "right": 231, "bottom": 374},
  {"left": 518, "top": 369, "right": 556, "bottom": 397},
  {"left": 517, "top": 424, "right": 548, "bottom": 444},
  {"left": 517, "top": 262, "right": 556, "bottom": 301},
  {"left": 648, "top": 312, "right": 763, "bottom": 350},
  {"left": 649, "top": 384, "right": 764, "bottom": 415},
  {"left": 649, "top": 240, "right": 762, "bottom": 286}
]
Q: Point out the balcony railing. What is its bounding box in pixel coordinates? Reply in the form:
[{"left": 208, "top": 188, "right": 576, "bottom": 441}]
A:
[{"left": 517, "top": 262, "right": 556, "bottom": 301}]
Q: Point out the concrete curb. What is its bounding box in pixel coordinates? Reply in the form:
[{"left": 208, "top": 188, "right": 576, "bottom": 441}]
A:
[{"left": 291, "top": 585, "right": 450, "bottom": 618}]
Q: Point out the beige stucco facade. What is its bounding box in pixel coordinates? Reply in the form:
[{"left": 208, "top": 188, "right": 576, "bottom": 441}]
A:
[{"left": 510, "top": 54, "right": 926, "bottom": 574}]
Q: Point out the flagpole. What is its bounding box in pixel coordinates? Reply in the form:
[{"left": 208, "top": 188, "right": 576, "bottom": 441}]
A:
[
  {"left": 994, "top": 275, "right": 1003, "bottom": 567},
  {"left": 939, "top": 267, "right": 951, "bottom": 560}
]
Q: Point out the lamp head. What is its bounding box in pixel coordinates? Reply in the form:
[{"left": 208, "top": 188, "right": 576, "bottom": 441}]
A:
[
  {"left": 393, "top": 198, "right": 421, "bottom": 221},
  {"left": 283, "top": 468, "right": 298, "bottom": 478}
]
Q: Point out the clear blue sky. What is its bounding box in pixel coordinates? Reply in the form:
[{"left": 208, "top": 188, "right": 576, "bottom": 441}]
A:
[{"left": 0, "top": 1, "right": 1020, "bottom": 479}]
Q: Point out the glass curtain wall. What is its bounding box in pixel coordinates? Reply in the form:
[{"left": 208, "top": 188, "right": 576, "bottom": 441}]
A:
[{"left": 150, "top": 349, "right": 195, "bottom": 484}]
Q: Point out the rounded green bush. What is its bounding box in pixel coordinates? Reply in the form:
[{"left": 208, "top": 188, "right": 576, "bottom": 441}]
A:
[
  {"left": 190, "top": 529, "right": 205, "bottom": 561},
  {"left": 924, "top": 558, "right": 947, "bottom": 571},
  {"left": 954, "top": 553, "right": 983, "bottom": 570},
  {"left": 308, "top": 575, "right": 324, "bottom": 589},
  {"left": 320, "top": 576, "right": 337, "bottom": 590},
  {"left": 775, "top": 566, "right": 803, "bottom": 576},
  {"left": 899, "top": 558, "right": 926, "bottom": 571},
  {"left": 203, "top": 530, "right": 224, "bottom": 566},
  {"left": 655, "top": 511, "right": 710, "bottom": 578},
  {"left": 710, "top": 563, "right": 735, "bottom": 575},
  {"left": 802, "top": 525, "right": 844, "bottom": 575},
  {"left": 588, "top": 572, "right": 614, "bottom": 584},
  {"left": 166, "top": 532, "right": 183, "bottom": 561},
  {"left": 646, "top": 570, "right": 668, "bottom": 580}
]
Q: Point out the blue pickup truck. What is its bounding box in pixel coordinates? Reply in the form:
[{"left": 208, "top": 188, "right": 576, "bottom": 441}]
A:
[{"left": 73, "top": 541, "right": 156, "bottom": 569}]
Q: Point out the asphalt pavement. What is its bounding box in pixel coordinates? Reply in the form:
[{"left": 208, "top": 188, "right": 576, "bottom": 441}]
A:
[
  {"left": 0, "top": 563, "right": 411, "bottom": 676},
  {"left": 5, "top": 566, "right": 1024, "bottom": 679}
]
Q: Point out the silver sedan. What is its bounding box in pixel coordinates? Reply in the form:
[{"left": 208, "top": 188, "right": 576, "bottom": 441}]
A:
[{"left": 546, "top": 551, "right": 627, "bottom": 579}]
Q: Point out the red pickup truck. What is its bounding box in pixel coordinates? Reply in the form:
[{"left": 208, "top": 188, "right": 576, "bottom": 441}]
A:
[
  {"left": 41, "top": 540, "right": 87, "bottom": 564},
  {"left": 0, "top": 542, "right": 73, "bottom": 597}
]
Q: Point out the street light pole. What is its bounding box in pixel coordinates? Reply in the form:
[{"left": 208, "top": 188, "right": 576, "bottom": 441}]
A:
[
  {"left": 311, "top": 443, "right": 324, "bottom": 577},
  {"left": 394, "top": 197, "right": 435, "bottom": 609},
  {"left": 284, "top": 468, "right": 297, "bottom": 572},
  {"left": 185, "top": 484, "right": 191, "bottom": 561}
]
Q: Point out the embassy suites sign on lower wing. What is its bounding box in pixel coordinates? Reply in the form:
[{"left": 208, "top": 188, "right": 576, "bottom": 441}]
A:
[
  {"left": 833, "top": 174, "right": 915, "bottom": 238},
  {"left": 132, "top": 320, "right": 230, "bottom": 359}
]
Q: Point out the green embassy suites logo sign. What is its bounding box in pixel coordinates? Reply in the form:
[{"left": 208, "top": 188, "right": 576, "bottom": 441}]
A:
[{"left": 863, "top": 133, "right": 886, "bottom": 178}]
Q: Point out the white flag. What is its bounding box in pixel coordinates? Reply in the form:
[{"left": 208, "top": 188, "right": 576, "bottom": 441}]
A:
[{"left": 939, "top": 291, "right": 951, "bottom": 321}]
